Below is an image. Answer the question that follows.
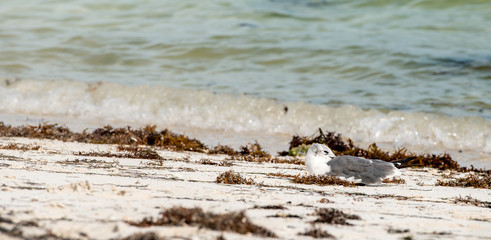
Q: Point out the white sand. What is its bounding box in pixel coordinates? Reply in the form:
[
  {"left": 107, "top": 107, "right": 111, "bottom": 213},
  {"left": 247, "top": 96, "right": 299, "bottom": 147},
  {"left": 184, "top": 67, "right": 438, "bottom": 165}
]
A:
[{"left": 0, "top": 137, "right": 490, "bottom": 240}]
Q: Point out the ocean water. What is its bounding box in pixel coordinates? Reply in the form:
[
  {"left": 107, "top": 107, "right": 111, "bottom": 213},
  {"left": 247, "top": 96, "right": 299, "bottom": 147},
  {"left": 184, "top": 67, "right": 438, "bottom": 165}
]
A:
[{"left": 0, "top": 0, "right": 490, "bottom": 167}]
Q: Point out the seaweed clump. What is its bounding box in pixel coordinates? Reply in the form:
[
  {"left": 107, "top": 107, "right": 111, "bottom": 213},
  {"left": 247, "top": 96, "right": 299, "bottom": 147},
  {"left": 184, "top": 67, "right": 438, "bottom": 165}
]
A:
[
  {"left": 239, "top": 142, "right": 270, "bottom": 158},
  {"left": 0, "top": 122, "right": 307, "bottom": 165},
  {"left": 291, "top": 174, "right": 357, "bottom": 187},
  {"left": 216, "top": 170, "right": 256, "bottom": 185},
  {"left": 116, "top": 145, "right": 163, "bottom": 160},
  {"left": 0, "top": 122, "right": 207, "bottom": 153},
  {"left": 223, "top": 142, "right": 304, "bottom": 165},
  {"left": 58, "top": 159, "right": 119, "bottom": 168},
  {"left": 312, "top": 208, "right": 361, "bottom": 225},
  {"left": 382, "top": 177, "right": 406, "bottom": 184},
  {"left": 299, "top": 226, "right": 336, "bottom": 239},
  {"left": 0, "top": 143, "right": 41, "bottom": 151},
  {"left": 209, "top": 142, "right": 270, "bottom": 159},
  {"left": 123, "top": 232, "right": 164, "bottom": 240},
  {"left": 266, "top": 172, "right": 297, "bottom": 178},
  {"left": 224, "top": 142, "right": 303, "bottom": 165},
  {"left": 209, "top": 144, "right": 237, "bottom": 155},
  {"left": 288, "top": 128, "right": 467, "bottom": 171},
  {"left": 289, "top": 128, "right": 353, "bottom": 153},
  {"left": 436, "top": 173, "right": 490, "bottom": 189},
  {"left": 253, "top": 205, "right": 287, "bottom": 210},
  {"left": 127, "top": 207, "right": 276, "bottom": 238},
  {"left": 319, "top": 198, "right": 334, "bottom": 204},
  {"left": 75, "top": 148, "right": 162, "bottom": 160},
  {"left": 452, "top": 195, "right": 491, "bottom": 208},
  {"left": 0, "top": 122, "right": 75, "bottom": 141}
]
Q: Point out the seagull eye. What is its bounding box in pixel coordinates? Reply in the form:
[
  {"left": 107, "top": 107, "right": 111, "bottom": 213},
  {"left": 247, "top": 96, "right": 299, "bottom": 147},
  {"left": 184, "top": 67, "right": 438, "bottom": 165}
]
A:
[{"left": 324, "top": 151, "right": 329, "bottom": 154}]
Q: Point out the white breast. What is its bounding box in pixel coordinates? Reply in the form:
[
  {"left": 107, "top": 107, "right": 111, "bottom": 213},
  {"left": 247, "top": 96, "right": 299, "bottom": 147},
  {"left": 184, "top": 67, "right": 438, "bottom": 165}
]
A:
[{"left": 305, "top": 155, "right": 331, "bottom": 175}]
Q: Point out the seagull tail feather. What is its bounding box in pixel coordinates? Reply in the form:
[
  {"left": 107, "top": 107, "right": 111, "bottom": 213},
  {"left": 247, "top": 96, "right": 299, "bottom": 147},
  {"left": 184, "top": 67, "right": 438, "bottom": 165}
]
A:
[{"left": 391, "top": 157, "right": 417, "bottom": 168}]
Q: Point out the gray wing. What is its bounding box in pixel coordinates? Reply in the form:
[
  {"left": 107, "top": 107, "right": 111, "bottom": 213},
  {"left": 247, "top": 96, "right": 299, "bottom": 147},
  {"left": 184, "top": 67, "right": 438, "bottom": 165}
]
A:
[{"left": 327, "top": 156, "right": 398, "bottom": 184}]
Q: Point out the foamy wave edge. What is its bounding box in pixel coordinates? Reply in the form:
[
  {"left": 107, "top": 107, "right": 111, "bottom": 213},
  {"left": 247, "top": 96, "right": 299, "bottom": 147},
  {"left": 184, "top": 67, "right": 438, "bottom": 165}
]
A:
[{"left": 1, "top": 78, "right": 490, "bottom": 152}]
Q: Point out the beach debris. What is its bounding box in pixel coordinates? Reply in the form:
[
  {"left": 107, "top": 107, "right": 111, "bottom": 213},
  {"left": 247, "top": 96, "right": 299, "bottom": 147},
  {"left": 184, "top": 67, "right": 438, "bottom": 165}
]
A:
[
  {"left": 116, "top": 145, "right": 163, "bottom": 160},
  {"left": 58, "top": 158, "right": 120, "bottom": 169},
  {"left": 288, "top": 144, "right": 311, "bottom": 156},
  {"left": 127, "top": 207, "right": 277, "bottom": 237},
  {"left": 382, "top": 177, "right": 406, "bottom": 184},
  {"left": 216, "top": 235, "right": 226, "bottom": 240},
  {"left": 209, "top": 144, "right": 237, "bottom": 155},
  {"left": 0, "top": 122, "right": 207, "bottom": 152},
  {"left": 0, "top": 143, "right": 41, "bottom": 151},
  {"left": 239, "top": 141, "right": 270, "bottom": 158},
  {"left": 292, "top": 174, "right": 357, "bottom": 187},
  {"left": 437, "top": 173, "right": 491, "bottom": 189},
  {"left": 267, "top": 213, "right": 302, "bottom": 219},
  {"left": 1, "top": 122, "right": 488, "bottom": 176},
  {"left": 300, "top": 226, "right": 336, "bottom": 239},
  {"left": 253, "top": 205, "right": 287, "bottom": 210},
  {"left": 0, "top": 215, "right": 58, "bottom": 239},
  {"left": 388, "top": 227, "right": 410, "bottom": 234},
  {"left": 216, "top": 170, "right": 256, "bottom": 185},
  {"left": 266, "top": 172, "right": 297, "bottom": 178},
  {"left": 288, "top": 128, "right": 480, "bottom": 172},
  {"left": 452, "top": 195, "right": 491, "bottom": 208},
  {"left": 312, "top": 208, "right": 361, "bottom": 225},
  {"left": 75, "top": 148, "right": 162, "bottom": 160},
  {"left": 289, "top": 128, "right": 353, "bottom": 154},
  {"left": 221, "top": 141, "right": 303, "bottom": 165},
  {"left": 122, "top": 232, "right": 164, "bottom": 240},
  {"left": 319, "top": 198, "right": 334, "bottom": 204},
  {"left": 199, "top": 158, "right": 218, "bottom": 165}
]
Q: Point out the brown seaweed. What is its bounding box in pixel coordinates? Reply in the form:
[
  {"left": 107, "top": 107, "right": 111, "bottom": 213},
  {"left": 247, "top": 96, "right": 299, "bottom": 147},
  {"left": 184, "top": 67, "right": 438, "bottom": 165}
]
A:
[
  {"left": 127, "top": 207, "right": 276, "bottom": 238},
  {"left": 0, "top": 122, "right": 207, "bottom": 153},
  {"left": 291, "top": 174, "right": 357, "bottom": 187},
  {"left": 122, "top": 232, "right": 164, "bottom": 240},
  {"left": 382, "top": 177, "right": 406, "bottom": 184},
  {"left": 452, "top": 195, "right": 491, "bottom": 208},
  {"left": 318, "top": 198, "right": 334, "bottom": 204},
  {"left": 266, "top": 172, "right": 297, "bottom": 178},
  {"left": 209, "top": 144, "right": 237, "bottom": 155},
  {"left": 2, "top": 122, "right": 488, "bottom": 175},
  {"left": 239, "top": 141, "right": 271, "bottom": 158},
  {"left": 253, "top": 205, "right": 287, "bottom": 210},
  {"left": 0, "top": 143, "right": 41, "bottom": 151},
  {"left": 216, "top": 170, "right": 256, "bottom": 185},
  {"left": 75, "top": 148, "right": 162, "bottom": 160},
  {"left": 312, "top": 208, "right": 361, "bottom": 225},
  {"left": 300, "top": 226, "right": 336, "bottom": 239},
  {"left": 288, "top": 128, "right": 487, "bottom": 173},
  {"left": 289, "top": 128, "right": 353, "bottom": 153},
  {"left": 437, "top": 173, "right": 490, "bottom": 189}
]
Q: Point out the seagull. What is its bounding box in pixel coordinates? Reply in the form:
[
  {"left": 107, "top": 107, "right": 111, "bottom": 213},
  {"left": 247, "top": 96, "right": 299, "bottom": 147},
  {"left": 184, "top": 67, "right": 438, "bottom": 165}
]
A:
[{"left": 305, "top": 143, "right": 412, "bottom": 184}]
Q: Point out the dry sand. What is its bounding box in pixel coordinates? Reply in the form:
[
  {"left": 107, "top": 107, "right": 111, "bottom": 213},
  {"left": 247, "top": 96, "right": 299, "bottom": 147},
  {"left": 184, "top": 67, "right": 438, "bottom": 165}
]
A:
[{"left": 0, "top": 137, "right": 490, "bottom": 240}]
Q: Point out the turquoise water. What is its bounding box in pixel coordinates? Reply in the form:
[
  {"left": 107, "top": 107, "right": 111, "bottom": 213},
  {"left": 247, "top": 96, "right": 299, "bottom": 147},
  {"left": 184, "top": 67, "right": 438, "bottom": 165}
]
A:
[
  {"left": 1, "top": 0, "right": 490, "bottom": 167},
  {"left": 1, "top": 0, "right": 490, "bottom": 117}
]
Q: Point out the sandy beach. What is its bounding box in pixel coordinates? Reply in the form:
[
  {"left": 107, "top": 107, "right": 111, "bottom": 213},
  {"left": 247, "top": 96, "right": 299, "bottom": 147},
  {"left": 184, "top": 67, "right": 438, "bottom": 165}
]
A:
[
  {"left": 2, "top": 1, "right": 490, "bottom": 239},
  {"left": 0, "top": 135, "right": 489, "bottom": 240}
]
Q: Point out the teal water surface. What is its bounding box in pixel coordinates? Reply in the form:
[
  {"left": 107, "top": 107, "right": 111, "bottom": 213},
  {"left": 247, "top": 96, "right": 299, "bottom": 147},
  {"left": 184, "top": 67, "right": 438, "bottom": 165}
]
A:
[{"left": 0, "top": 0, "right": 490, "bottom": 117}]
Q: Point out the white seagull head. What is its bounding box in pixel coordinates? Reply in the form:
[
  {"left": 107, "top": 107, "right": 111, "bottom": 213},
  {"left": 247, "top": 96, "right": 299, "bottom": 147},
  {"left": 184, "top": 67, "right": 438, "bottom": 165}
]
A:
[{"left": 305, "top": 143, "right": 336, "bottom": 175}]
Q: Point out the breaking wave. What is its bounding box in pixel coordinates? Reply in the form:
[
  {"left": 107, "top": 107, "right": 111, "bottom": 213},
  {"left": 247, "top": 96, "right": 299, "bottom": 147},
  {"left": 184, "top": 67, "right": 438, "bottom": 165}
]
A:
[{"left": 1, "top": 78, "right": 490, "bottom": 153}]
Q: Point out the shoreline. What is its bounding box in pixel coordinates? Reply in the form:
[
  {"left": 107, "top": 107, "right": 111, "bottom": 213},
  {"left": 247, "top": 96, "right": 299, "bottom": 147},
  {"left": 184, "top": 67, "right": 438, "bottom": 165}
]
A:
[
  {"left": 2, "top": 77, "right": 490, "bottom": 168},
  {"left": 0, "top": 119, "right": 490, "bottom": 169},
  {"left": 1, "top": 124, "right": 490, "bottom": 239}
]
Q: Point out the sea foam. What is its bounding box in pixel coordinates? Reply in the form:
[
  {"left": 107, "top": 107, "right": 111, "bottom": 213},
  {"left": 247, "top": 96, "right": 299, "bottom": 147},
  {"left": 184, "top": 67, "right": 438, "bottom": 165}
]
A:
[{"left": 1, "top": 78, "right": 490, "bottom": 154}]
